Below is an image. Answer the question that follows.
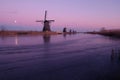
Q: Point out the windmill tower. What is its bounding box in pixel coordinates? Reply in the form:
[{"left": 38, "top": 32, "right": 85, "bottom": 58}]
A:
[{"left": 36, "top": 11, "right": 55, "bottom": 32}]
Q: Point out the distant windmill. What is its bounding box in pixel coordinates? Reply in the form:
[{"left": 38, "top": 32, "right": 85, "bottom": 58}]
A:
[{"left": 36, "top": 10, "right": 55, "bottom": 32}]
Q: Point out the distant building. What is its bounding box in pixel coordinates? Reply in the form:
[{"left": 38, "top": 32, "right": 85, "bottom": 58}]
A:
[{"left": 63, "top": 27, "right": 67, "bottom": 32}]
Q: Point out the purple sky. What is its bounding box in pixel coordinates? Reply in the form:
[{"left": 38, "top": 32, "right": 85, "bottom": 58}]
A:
[{"left": 0, "top": 0, "right": 120, "bottom": 31}]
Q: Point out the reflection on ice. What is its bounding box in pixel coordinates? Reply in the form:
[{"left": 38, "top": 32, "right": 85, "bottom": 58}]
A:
[
  {"left": 43, "top": 34, "right": 50, "bottom": 44},
  {"left": 15, "top": 36, "right": 18, "bottom": 45},
  {"left": 111, "top": 48, "right": 120, "bottom": 62}
]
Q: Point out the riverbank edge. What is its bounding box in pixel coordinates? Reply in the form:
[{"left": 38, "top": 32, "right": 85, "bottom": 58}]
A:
[
  {"left": 86, "top": 30, "right": 120, "bottom": 38},
  {"left": 0, "top": 31, "right": 77, "bottom": 36}
]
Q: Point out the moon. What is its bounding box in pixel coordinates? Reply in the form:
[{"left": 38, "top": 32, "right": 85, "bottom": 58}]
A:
[{"left": 14, "top": 20, "right": 17, "bottom": 23}]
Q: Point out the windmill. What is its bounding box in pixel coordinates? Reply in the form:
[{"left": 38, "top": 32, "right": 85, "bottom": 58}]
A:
[{"left": 36, "top": 10, "right": 55, "bottom": 32}]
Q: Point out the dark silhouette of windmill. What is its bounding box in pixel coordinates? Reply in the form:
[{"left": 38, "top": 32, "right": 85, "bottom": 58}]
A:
[{"left": 36, "top": 11, "right": 55, "bottom": 32}]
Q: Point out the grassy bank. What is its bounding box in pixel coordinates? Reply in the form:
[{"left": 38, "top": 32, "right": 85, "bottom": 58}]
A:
[
  {"left": 0, "top": 30, "right": 78, "bottom": 36},
  {"left": 86, "top": 29, "right": 120, "bottom": 38},
  {"left": 0, "top": 31, "right": 60, "bottom": 36}
]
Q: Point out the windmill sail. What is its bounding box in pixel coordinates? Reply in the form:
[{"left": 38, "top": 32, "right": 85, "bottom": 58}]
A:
[
  {"left": 36, "top": 10, "right": 55, "bottom": 32},
  {"left": 44, "top": 10, "right": 47, "bottom": 21}
]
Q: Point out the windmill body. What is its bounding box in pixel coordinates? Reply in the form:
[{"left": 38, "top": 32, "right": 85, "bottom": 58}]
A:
[{"left": 36, "top": 11, "right": 55, "bottom": 32}]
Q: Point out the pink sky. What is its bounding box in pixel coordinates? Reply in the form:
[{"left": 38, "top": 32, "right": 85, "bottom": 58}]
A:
[{"left": 0, "top": 0, "right": 120, "bottom": 31}]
